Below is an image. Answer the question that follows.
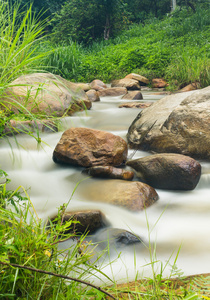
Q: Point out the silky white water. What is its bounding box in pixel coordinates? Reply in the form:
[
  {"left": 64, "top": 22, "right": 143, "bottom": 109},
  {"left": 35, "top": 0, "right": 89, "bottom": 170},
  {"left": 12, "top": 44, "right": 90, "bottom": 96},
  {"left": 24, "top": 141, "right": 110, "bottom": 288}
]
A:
[{"left": 0, "top": 92, "right": 210, "bottom": 284}]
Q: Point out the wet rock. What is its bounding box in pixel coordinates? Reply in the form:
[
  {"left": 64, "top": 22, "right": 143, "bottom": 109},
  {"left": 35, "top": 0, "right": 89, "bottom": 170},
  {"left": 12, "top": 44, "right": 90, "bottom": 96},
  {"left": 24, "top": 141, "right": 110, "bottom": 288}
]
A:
[
  {"left": 78, "top": 179, "right": 158, "bottom": 211},
  {"left": 2, "top": 73, "right": 91, "bottom": 117},
  {"left": 127, "top": 87, "right": 210, "bottom": 159},
  {"left": 125, "top": 73, "right": 149, "bottom": 85},
  {"left": 53, "top": 127, "right": 128, "bottom": 167},
  {"left": 93, "top": 228, "right": 142, "bottom": 249},
  {"left": 86, "top": 89, "right": 100, "bottom": 102},
  {"left": 83, "top": 165, "right": 134, "bottom": 181},
  {"left": 89, "top": 79, "right": 107, "bottom": 91},
  {"left": 119, "top": 102, "right": 153, "bottom": 109},
  {"left": 3, "top": 119, "right": 58, "bottom": 135},
  {"left": 152, "top": 78, "right": 168, "bottom": 88},
  {"left": 111, "top": 78, "right": 141, "bottom": 90},
  {"left": 98, "top": 87, "right": 127, "bottom": 97},
  {"left": 121, "top": 90, "right": 143, "bottom": 100},
  {"left": 50, "top": 210, "right": 108, "bottom": 235},
  {"left": 127, "top": 153, "right": 201, "bottom": 190}
]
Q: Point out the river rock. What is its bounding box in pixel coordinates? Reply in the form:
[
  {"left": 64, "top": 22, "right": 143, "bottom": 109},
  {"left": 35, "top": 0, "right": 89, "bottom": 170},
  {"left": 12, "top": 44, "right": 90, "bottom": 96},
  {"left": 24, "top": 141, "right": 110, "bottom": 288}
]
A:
[
  {"left": 125, "top": 73, "right": 149, "bottom": 85},
  {"left": 119, "top": 102, "right": 153, "bottom": 109},
  {"left": 111, "top": 78, "right": 141, "bottom": 90},
  {"left": 89, "top": 79, "right": 107, "bottom": 91},
  {"left": 50, "top": 210, "right": 108, "bottom": 235},
  {"left": 78, "top": 179, "right": 158, "bottom": 211},
  {"left": 98, "top": 87, "right": 127, "bottom": 97},
  {"left": 152, "top": 78, "right": 168, "bottom": 88},
  {"left": 180, "top": 82, "right": 200, "bottom": 92},
  {"left": 93, "top": 228, "right": 142, "bottom": 248},
  {"left": 126, "top": 153, "right": 201, "bottom": 190},
  {"left": 86, "top": 89, "right": 100, "bottom": 102},
  {"left": 127, "top": 86, "right": 210, "bottom": 159},
  {"left": 121, "top": 90, "right": 143, "bottom": 100},
  {"left": 2, "top": 73, "right": 91, "bottom": 117},
  {"left": 83, "top": 166, "right": 134, "bottom": 180},
  {"left": 76, "top": 83, "right": 91, "bottom": 92},
  {"left": 53, "top": 127, "right": 128, "bottom": 167}
]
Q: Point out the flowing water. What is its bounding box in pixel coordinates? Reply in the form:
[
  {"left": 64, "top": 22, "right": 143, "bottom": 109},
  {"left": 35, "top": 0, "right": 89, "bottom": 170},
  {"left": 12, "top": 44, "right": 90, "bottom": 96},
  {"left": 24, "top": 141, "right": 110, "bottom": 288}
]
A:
[{"left": 0, "top": 92, "right": 210, "bottom": 284}]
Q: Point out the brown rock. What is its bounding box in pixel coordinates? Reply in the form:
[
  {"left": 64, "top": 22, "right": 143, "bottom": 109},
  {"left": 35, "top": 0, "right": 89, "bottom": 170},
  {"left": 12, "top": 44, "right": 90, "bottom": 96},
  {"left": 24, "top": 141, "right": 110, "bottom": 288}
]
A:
[
  {"left": 53, "top": 127, "right": 128, "bottom": 167},
  {"left": 126, "top": 153, "right": 201, "bottom": 190},
  {"left": 3, "top": 73, "right": 91, "bottom": 117},
  {"left": 121, "top": 90, "right": 143, "bottom": 100},
  {"left": 118, "top": 102, "right": 153, "bottom": 109},
  {"left": 89, "top": 79, "right": 107, "bottom": 91},
  {"left": 180, "top": 82, "right": 200, "bottom": 92},
  {"left": 152, "top": 78, "right": 168, "bottom": 88},
  {"left": 125, "top": 73, "right": 149, "bottom": 85},
  {"left": 79, "top": 179, "right": 158, "bottom": 211},
  {"left": 98, "top": 87, "right": 127, "bottom": 97},
  {"left": 50, "top": 210, "right": 108, "bottom": 235},
  {"left": 127, "top": 86, "right": 210, "bottom": 159},
  {"left": 76, "top": 83, "right": 91, "bottom": 92},
  {"left": 83, "top": 165, "right": 134, "bottom": 181},
  {"left": 111, "top": 78, "right": 141, "bottom": 90},
  {"left": 86, "top": 89, "right": 100, "bottom": 102}
]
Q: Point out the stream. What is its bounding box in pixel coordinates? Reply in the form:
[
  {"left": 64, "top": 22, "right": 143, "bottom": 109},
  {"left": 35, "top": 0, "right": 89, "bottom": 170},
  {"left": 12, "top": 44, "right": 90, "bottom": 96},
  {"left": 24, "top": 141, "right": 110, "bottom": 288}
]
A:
[{"left": 0, "top": 91, "right": 210, "bottom": 284}]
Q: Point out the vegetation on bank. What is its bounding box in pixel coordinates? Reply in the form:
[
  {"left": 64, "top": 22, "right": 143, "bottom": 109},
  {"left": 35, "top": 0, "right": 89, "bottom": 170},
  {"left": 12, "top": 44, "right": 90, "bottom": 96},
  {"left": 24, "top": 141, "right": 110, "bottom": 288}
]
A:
[{"left": 41, "top": 6, "right": 210, "bottom": 90}]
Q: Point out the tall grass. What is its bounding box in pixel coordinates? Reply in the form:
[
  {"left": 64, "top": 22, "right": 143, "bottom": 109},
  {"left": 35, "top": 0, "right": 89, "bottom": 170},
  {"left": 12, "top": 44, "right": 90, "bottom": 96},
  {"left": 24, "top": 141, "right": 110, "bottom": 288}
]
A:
[{"left": 0, "top": 1, "right": 48, "bottom": 90}]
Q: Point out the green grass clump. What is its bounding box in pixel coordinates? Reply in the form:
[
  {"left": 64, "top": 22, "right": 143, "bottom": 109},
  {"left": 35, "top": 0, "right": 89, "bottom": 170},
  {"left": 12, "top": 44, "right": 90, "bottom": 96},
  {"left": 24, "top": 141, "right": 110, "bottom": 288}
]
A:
[{"left": 0, "top": 169, "right": 113, "bottom": 299}]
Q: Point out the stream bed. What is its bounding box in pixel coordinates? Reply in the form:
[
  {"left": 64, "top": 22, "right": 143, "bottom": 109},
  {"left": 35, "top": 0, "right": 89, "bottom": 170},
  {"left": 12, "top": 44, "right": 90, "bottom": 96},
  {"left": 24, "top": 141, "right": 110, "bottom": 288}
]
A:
[{"left": 0, "top": 91, "right": 210, "bottom": 284}]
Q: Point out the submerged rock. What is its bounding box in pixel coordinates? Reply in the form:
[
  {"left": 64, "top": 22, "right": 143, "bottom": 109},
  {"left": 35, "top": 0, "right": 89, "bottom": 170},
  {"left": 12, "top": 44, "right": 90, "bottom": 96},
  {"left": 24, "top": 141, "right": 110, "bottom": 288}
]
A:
[
  {"left": 53, "top": 127, "right": 128, "bottom": 167},
  {"left": 127, "top": 86, "right": 210, "bottom": 160},
  {"left": 127, "top": 153, "right": 201, "bottom": 190},
  {"left": 3, "top": 73, "right": 91, "bottom": 117},
  {"left": 50, "top": 210, "right": 109, "bottom": 235},
  {"left": 92, "top": 228, "right": 142, "bottom": 249},
  {"left": 119, "top": 102, "right": 153, "bottom": 109},
  {"left": 83, "top": 165, "right": 134, "bottom": 180},
  {"left": 78, "top": 179, "right": 158, "bottom": 211}
]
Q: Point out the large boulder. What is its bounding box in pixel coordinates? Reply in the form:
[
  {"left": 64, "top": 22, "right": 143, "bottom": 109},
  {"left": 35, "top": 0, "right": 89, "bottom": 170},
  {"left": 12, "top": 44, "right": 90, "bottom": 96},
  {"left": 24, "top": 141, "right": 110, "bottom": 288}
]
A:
[
  {"left": 50, "top": 210, "right": 109, "bottom": 235},
  {"left": 111, "top": 78, "right": 141, "bottom": 90},
  {"left": 127, "top": 86, "right": 210, "bottom": 159},
  {"left": 83, "top": 165, "right": 134, "bottom": 181},
  {"left": 2, "top": 73, "right": 91, "bottom": 117},
  {"left": 53, "top": 127, "right": 128, "bottom": 167},
  {"left": 78, "top": 179, "right": 158, "bottom": 211},
  {"left": 126, "top": 153, "right": 201, "bottom": 190}
]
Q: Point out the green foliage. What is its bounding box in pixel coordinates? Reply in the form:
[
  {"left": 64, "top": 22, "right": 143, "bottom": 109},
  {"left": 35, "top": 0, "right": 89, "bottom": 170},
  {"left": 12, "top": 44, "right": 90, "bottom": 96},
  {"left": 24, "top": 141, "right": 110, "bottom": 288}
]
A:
[{"left": 42, "top": 5, "right": 209, "bottom": 88}]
